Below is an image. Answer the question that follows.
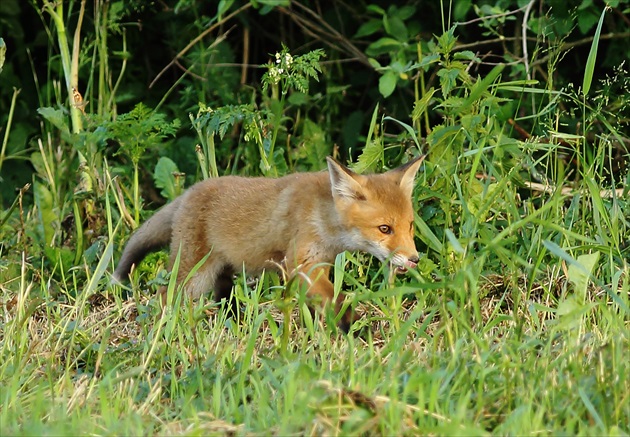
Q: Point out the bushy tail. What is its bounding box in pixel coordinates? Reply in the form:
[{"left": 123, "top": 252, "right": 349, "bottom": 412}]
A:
[{"left": 113, "top": 196, "right": 183, "bottom": 283}]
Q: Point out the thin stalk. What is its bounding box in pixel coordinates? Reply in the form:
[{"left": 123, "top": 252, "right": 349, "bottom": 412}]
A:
[
  {"left": 205, "top": 133, "right": 218, "bottom": 179},
  {"left": 0, "top": 87, "right": 21, "bottom": 173},
  {"left": 96, "top": 0, "right": 109, "bottom": 116},
  {"left": 268, "top": 94, "right": 285, "bottom": 177},
  {"left": 133, "top": 161, "right": 140, "bottom": 225},
  {"left": 417, "top": 42, "right": 430, "bottom": 136},
  {"left": 70, "top": 0, "right": 86, "bottom": 132}
]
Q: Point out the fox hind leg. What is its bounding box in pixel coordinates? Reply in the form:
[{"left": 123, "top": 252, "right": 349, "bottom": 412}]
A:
[
  {"left": 178, "top": 257, "right": 239, "bottom": 321},
  {"left": 213, "top": 265, "right": 238, "bottom": 320}
]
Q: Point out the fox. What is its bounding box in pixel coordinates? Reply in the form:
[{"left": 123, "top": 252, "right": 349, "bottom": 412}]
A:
[{"left": 113, "top": 155, "right": 425, "bottom": 332}]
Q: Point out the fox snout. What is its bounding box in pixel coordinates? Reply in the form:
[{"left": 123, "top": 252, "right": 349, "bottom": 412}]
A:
[
  {"left": 406, "top": 255, "right": 419, "bottom": 268},
  {"left": 390, "top": 251, "right": 419, "bottom": 274}
]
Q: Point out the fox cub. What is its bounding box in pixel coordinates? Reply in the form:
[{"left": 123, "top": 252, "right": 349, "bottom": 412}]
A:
[{"left": 114, "top": 156, "right": 424, "bottom": 331}]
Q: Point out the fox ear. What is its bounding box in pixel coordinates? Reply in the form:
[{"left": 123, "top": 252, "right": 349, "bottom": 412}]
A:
[
  {"left": 327, "top": 157, "right": 366, "bottom": 200},
  {"left": 390, "top": 155, "right": 425, "bottom": 197}
]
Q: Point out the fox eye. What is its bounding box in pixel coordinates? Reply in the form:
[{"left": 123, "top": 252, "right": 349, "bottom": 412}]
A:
[{"left": 378, "top": 224, "right": 392, "bottom": 234}]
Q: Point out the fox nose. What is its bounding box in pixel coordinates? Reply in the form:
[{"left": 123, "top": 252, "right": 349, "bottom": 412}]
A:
[{"left": 407, "top": 255, "right": 419, "bottom": 268}]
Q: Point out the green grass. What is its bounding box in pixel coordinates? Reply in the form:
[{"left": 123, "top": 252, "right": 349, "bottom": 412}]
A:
[
  {"left": 1, "top": 232, "right": 628, "bottom": 434},
  {"left": 1, "top": 2, "right": 629, "bottom": 434}
]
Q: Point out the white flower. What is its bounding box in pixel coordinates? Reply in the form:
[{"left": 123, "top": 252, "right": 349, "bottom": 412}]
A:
[{"left": 268, "top": 66, "right": 281, "bottom": 84}]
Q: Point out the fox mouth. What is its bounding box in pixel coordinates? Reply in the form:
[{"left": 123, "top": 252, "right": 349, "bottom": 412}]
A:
[
  {"left": 392, "top": 259, "right": 418, "bottom": 275},
  {"left": 394, "top": 265, "right": 408, "bottom": 274}
]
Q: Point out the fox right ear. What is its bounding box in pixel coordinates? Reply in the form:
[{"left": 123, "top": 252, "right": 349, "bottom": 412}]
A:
[
  {"left": 390, "top": 154, "right": 425, "bottom": 198},
  {"left": 326, "top": 157, "right": 366, "bottom": 200}
]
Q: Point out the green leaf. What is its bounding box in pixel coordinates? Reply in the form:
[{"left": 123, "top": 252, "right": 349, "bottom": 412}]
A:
[
  {"left": 33, "top": 181, "right": 56, "bottom": 248},
  {"left": 368, "top": 58, "right": 382, "bottom": 69},
  {"left": 568, "top": 252, "right": 600, "bottom": 301},
  {"left": 354, "top": 19, "right": 382, "bottom": 38},
  {"left": 351, "top": 104, "right": 382, "bottom": 173},
  {"left": 256, "top": 0, "right": 290, "bottom": 6},
  {"left": 454, "top": 0, "right": 473, "bottom": 20},
  {"left": 0, "top": 37, "right": 6, "bottom": 73},
  {"left": 542, "top": 240, "right": 575, "bottom": 265},
  {"left": 379, "top": 70, "right": 398, "bottom": 98},
  {"left": 456, "top": 64, "right": 505, "bottom": 115},
  {"left": 217, "top": 0, "right": 235, "bottom": 19},
  {"left": 287, "top": 92, "right": 310, "bottom": 106},
  {"left": 153, "top": 157, "right": 181, "bottom": 201},
  {"left": 352, "top": 139, "right": 383, "bottom": 174},
  {"left": 366, "top": 4, "right": 385, "bottom": 15},
  {"left": 411, "top": 53, "right": 440, "bottom": 71},
  {"left": 415, "top": 215, "right": 443, "bottom": 253},
  {"left": 366, "top": 37, "right": 401, "bottom": 57},
  {"left": 32, "top": 182, "right": 73, "bottom": 269},
  {"left": 437, "top": 68, "right": 459, "bottom": 97},
  {"left": 411, "top": 87, "right": 437, "bottom": 122},
  {"left": 445, "top": 229, "right": 464, "bottom": 254},
  {"left": 37, "top": 107, "right": 70, "bottom": 136},
  {"left": 383, "top": 15, "right": 408, "bottom": 42},
  {"left": 436, "top": 26, "right": 457, "bottom": 55},
  {"left": 270, "top": 147, "right": 288, "bottom": 175},
  {"left": 556, "top": 296, "right": 584, "bottom": 329},
  {"left": 383, "top": 116, "right": 420, "bottom": 148},
  {"left": 394, "top": 5, "right": 416, "bottom": 21},
  {"left": 454, "top": 50, "right": 481, "bottom": 62},
  {"left": 582, "top": 6, "right": 609, "bottom": 95}
]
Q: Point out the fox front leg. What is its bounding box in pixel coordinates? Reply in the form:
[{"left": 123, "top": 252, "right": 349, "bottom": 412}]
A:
[{"left": 299, "top": 264, "right": 356, "bottom": 333}]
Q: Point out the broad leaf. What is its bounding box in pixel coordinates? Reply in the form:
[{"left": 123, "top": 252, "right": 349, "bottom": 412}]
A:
[
  {"left": 568, "top": 252, "right": 600, "bottom": 300},
  {"left": 378, "top": 70, "right": 397, "bottom": 98},
  {"left": 154, "top": 157, "right": 182, "bottom": 201}
]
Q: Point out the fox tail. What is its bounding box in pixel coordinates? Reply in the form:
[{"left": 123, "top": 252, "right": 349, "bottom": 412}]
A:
[{"left": 112, "top": 196, "right": 182, "bottom": 283}]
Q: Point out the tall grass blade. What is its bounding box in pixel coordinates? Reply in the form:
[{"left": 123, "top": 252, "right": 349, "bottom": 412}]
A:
[{"left": 582, "top": 6, "right": 609, "bottom": 95}]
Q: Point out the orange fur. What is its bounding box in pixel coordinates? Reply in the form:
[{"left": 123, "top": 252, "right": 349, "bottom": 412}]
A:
[{"left": 114, "top": 156, "right": 424, "bottom": 331}]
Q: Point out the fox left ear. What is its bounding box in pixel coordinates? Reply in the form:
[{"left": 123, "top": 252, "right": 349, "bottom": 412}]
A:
[
  {"left": 391, "top": 155, "right": 425, "bottom": 197},
  {"left": 327, "top": 156, "right": 366, "bottom": 200}
]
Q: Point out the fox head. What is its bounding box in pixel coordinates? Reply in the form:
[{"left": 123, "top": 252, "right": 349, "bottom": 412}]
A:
[{"left": 327, "top": 155, "right": 425, "bottom": 273}]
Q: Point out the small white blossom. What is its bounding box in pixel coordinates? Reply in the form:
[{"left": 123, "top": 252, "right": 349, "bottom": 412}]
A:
[{"left": 268, "top": 67, "right": 281, "bottom": 84}]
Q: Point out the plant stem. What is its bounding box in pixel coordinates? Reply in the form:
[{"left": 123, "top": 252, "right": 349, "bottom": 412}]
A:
[
  {"left": 43, "top": 0, "right": 93, "bottom": 199},
  {"left": 0, "top": 87, "right": 21, "bottom": 174},
  {"left": 96, "top": 0, "right": 109, "bottom": 116},
  {"left": 45, "top": 1, "right": 83, "bottom": 134},
  {"left": 133, "top": 161, "right": 140, "bottom": 225}
]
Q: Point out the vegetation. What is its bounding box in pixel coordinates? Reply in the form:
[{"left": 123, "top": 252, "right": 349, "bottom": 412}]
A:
[{"left": 1, "top": 0, "right": 629, "bottom": 434}]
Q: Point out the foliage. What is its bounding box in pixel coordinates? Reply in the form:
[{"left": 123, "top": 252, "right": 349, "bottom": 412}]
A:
[
  {"left": 1, "top": 0, "right": 629, "bottom": 435},
  {"left": 108, "top": 103, "right": 181, "bottom": 166}
]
